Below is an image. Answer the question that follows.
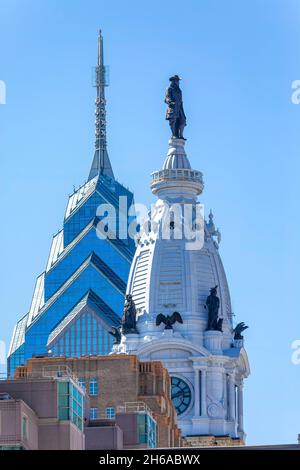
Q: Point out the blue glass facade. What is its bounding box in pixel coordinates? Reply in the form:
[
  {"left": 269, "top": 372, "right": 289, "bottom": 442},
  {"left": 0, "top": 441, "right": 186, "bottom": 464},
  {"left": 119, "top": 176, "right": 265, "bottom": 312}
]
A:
[
  {"left": 8, "top": 173, "right": 136, "bottom": 376},
  {"left": 58, "top": 379, "right": 84, "bottom": 431},
  {"left": 137, "top": 413, "right": 157, "bottom": 448}
]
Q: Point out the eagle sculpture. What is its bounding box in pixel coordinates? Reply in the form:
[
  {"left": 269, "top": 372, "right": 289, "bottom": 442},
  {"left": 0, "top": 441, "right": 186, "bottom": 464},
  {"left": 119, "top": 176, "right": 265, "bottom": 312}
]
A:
[
  {"left": 233, "top": 322, "right": 249, "bottom": 340},
  {"left": 109, "top": 326, "right": 121, "bottom": 344},
  {"left": 156, "top": 312, "right": 183, "bottom": 330}
]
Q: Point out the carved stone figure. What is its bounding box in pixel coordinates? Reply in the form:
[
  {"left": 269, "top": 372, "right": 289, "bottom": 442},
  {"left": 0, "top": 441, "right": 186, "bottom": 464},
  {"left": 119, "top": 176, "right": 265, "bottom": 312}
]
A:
[
  {"left": 109, "top": 326, "right": 121, "bottom": 345},
  {"left": 233, "top": 322, "right": 249, "bottom": 340},
  {"left": 205, "top": 285, "right": 222, "bottom": 332},
  {"left": 121, "top": 294, "right": 137, "bottom": 334},
  {"left": 156, "top": 311, "right": 183, "bottom": 330},
  {"left": 165, "top": 75, "right": 186, "bottom": 139}
]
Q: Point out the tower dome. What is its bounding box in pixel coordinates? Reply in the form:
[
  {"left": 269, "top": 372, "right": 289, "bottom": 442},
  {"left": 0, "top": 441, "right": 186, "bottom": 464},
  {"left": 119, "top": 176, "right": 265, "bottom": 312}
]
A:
[
  {"left": 163, "top": 138, "right": 191, "bottom": 169},
  {"left": 123, "top": 138, "right": 233, "bottom": 349}
]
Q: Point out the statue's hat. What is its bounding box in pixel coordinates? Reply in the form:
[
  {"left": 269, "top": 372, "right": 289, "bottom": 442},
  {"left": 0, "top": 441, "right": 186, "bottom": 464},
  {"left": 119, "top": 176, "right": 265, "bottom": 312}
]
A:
[{"left": 169, "top": 75, "right": 181, "bottom": 81}]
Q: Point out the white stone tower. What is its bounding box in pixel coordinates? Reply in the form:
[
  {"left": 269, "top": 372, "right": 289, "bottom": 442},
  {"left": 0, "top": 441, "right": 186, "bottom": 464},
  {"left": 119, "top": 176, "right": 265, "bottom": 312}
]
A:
[{"left": 115, "top": 135, "right": 250, "bottom": 443}]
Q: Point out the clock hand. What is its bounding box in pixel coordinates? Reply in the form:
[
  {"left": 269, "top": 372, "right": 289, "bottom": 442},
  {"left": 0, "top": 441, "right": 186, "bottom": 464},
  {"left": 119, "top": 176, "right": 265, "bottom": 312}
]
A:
[{"left": 172, "top": 390, "right": 184, "bottom": 399}]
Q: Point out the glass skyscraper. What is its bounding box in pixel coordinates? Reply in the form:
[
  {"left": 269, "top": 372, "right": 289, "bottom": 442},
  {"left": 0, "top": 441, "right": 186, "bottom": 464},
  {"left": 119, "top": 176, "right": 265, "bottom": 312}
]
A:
[{"left": 7, "top": 32, "right": 135, "bottom": 376}]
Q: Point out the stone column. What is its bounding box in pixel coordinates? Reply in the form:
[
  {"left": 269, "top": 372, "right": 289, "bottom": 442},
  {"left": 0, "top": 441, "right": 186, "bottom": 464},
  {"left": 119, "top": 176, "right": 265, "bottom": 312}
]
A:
[
  {"left": 193, "top": 369, "right": 200, "bottom": 417},
  {"left": 200, "top": 368, "right": 207, "bottom": 417},
  {"left": 228, "top": 374, "right": 235, "bottom": 421},
  {"left": 223, "top": 372, "right": 228, "bottom": 420},
  {"left": 237, "top": 382, "right": 244, "bottom": 432}
]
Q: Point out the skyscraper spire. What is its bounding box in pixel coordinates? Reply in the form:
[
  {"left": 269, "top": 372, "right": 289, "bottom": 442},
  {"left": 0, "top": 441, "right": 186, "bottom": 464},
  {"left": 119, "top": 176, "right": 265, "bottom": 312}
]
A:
[{"left": 88, "top": 30, "right": 114, "bottom": 181}]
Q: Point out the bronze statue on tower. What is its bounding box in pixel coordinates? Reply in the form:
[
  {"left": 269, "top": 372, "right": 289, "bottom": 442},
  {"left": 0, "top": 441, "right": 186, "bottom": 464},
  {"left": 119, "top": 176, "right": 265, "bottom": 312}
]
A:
[
  {"left": 205, "top": 286, "right": 223, "bottom": 332},
  {"left": 121, "top": 294, "right": 138, "bottom": 334},
  {"left": 165, "top": 75, "right": 186, "bottom": 139}
]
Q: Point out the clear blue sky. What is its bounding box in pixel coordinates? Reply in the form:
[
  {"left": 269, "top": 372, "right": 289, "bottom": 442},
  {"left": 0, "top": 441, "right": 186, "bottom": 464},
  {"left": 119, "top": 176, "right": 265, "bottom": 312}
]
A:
[{"left": 0, "top": 0, "right": 300, "bottom": 445}]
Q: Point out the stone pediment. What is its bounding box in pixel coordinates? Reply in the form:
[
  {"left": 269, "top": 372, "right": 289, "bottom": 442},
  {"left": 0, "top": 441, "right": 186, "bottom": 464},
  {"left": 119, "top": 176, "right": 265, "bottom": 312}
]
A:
[{"left": 136, "top": 336, "right": 211, "bottom": 361}]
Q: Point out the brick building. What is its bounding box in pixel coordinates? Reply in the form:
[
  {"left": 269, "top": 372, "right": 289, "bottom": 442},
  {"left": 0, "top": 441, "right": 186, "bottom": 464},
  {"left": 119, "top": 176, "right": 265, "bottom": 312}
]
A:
[
  {"left": 15, "top": 355, "right": 182, "bottom": 448},
  {"left": 0, "top": 368, "right": 159, "bottom": 450}
]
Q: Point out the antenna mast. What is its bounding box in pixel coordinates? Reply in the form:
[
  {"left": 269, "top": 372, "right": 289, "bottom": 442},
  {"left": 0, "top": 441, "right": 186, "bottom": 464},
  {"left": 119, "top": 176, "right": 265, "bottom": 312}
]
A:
[{"left": 88, "top": 30, "right": 114, "bottom": 181}]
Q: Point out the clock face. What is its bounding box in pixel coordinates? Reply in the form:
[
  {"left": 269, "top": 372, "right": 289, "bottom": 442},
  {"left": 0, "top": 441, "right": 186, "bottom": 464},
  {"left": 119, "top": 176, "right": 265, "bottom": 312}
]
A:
[{"left": 171, "top": 376, "right": 192, "bottom": 415}]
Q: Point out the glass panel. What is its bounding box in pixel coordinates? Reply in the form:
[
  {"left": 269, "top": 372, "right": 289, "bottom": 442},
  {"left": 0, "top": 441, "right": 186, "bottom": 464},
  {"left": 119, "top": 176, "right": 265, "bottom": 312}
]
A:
[
  {"left": 106, "top": 407, "right": 115, "bottom": 419},
  {"left": 82, "top": 314, "right": 87, "bottom": 355},
  {"left": 22, "top": 417, "right": 27, "bottom": 439},
  {"left": 89, "top": 407, "right": 98, "bottom": 420},
  {"left": 89, "top": 377, "right": 98, "bottom": 396},
  {"left": 69, "top": 382, "right": 84, "bottom": 431},
  {"left": 93, "top": 318, "right": 97, "bottom": 354},
  {"left": 71, "top": 324, "right": 75, "bottom": 356},
  {"left": 87, "top": 312, "right": 91, "bottom": 354},
  {"left": 58, "top": 381, "right": 70, "bottom": 420},
  {"left": 137, "top": 413, "right": 157, "bottom": 448},
  {"left": 79, "top": 377, "right": 86, "bottom": 390},
  {"left": 65, "top": 331, "right": 69, "bottom": 357}
]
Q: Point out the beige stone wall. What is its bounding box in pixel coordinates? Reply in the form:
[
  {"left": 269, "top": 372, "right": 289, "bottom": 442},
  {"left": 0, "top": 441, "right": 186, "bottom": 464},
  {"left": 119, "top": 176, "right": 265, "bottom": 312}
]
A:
[{"left": 182, "top": 435, "right": 244, "bottom": 447}]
